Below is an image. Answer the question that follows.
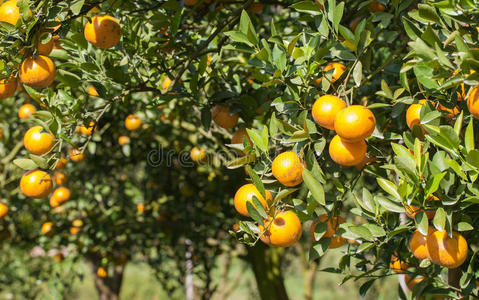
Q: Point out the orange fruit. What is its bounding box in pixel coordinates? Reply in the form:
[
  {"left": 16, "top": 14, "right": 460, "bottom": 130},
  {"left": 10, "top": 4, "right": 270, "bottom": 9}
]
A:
[
  {"left": 18, "top": 103, "right": 36, "bottom": 119},
  {"left": 437, "top": 103, "right": 460, "bottom": 118},
  {"left": 272, "top": 152, "right": 303, "bottom": 187},
  {"left": 405, "top": 195, "right": 439, "bottom": 220},
  {"left": 211, "top": 105, "right": 239, "bottom": 129},
  {"left": 248, "top": 3, "right": 264, "bottom": 13},
  {"left": 369, "top": 2, "right": 386, "bottom": 12},
  {"left": 310, "top": 214, "right": 346, "bottom": 249},
  {"left": 311, "top": 95, "right": 347, "bottom": 130},
  {"left": 231, "top": 128, "right": 252, "bottom": 154},
  {"left": 118, "top": 136, "right": 130, "bottom": 145},
  {"left": 51, "top": 187, "right": 70, "bottom": 205},
  {"left": 404, "top": 274, "right": 425, "bottom": 291},
  {"left": 259, "top": 210, "right": 302, "bottom": 247},
  {"left": 97, "top": 267, "right": 107, "bottom": 278},
  {"left": 41, "top": 222, "right": 53, "bottom": 235},
  {"left": 52, "top": 35, "right": 62, "bottom": 50},
  {"left": 69, "top": 227, "right": 81, "bottom": 235},
  {"left": 390, "top": 256, "right": 410, "bottom": 274},
  {"left": 207, "top": 56, "right": 213, "bottom": 66},
  {"left": 137, "top": 203, "right": 144, "bottom": 213},
  {"left": 0, "top": 203, "right": 8, "bottom": 218},
  {"left": 19, "top": 55, "right": 56, "bottom": 88},
  {"left": 69, "top": 148, "right": 85, "bottom": 162},
  {"left": 37, "top": 34, "right": 54, "bottom": 56},
  {"left": 49, "top": 196, "right": 60, "bottom": 208},
  {"left": 427, "top": 230, "right": 468, "bottom": 269},
  {"left": 88, "top": 6, "right": 101, "bottom": 15},
  {"left": 20, "top": 169, "right": 53, "bottom": 199},
  {"left": 467, "top": 85, "right": 479, "bottom": 118},
  {"left": 55, "top": 157, "right": 67, "bottom": 170},
  {"left": 233, "top": 183, "right": 272, "bottom": 217},
  {"left": 0, "top": 75, "right": 17, "bottom": 100},
  {"left": 334, "top": 105, "right": 376, "bottom": 142},
  {"left": 53, "top": 253, "right": 63, "bottom": 262},
  {"left": 84, "top": 15, "right": 121, "bottom": 49},
  {"left": 24, "top": 126, "right": 55, "bottom": 155},
  {"left": 125, "top": 114, "right": 142, "bottom": 131},
  {"left": 88, "top": 85, "right": 99, "bottom": 97},
  {"left": 0, "top": 0, "right": 30, "bottom": 25},
  {"left": 316, "top": 62, "right": 346, "bottom": 85},
  {"left": 52, "top": 171, "right": 68, "bottom": 186},
  {"left": 162, "top": 77, "right": 172, "bottom": 90},
  {"left": 329, "top": 135, "right": 366, "bottom": 167},
  {"left": 80, "top": 121, "right": 96, "bottom": 136},
  {"left": 190, "top": 147, "right": 206, "bottom": 162},
  {"left": 72, "top": 219, "right": 83, "bottom": 227},
  {"left": 410, "top": 227, "right": 435, "bottom": 260},
  {"left": 406, "top": 99, "right": 427, "bottom": 129}
]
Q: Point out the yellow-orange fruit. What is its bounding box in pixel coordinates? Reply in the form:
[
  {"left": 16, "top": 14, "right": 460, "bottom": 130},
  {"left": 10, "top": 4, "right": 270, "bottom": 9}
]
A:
[
  {"left": 125, "top": 114, "right": 142, "bottom": 131},
  {"left": 0, "top": 0, "right": 31, "bottom": 25},
  {"left": 211, "top": 105, "right": 239, "bottom": 129},
  {"left": 20, "top": 169, "right": 53, "bottom": 199},
  {"left": 18, "top": 103, "right": 36, "bottom": 119},
  {"left": 84, "top": 15, "right": 121, "bottom": 49},
  {"left": 137, "top": 203, "right": 144, "bottom": 213},
  {"left": 80, "top": 121, "right": 96, "bottom": 136},
  {"left": 410, "top": 227, "right": 435, "bottom": 260},
  {"left": 97, "top": 267, "right": 107, "bottom": 277},
  {"left": 311, "top": 95, "right": 347, "bottom": 130},
  {"left": 272, "top": 152, "right": 303, "bottom": 187},
  {"left": 19, "top": 56, "right": 56, "bottom": 88},
  {"left": 24, "top": 126, "right": 55, "bottom": 155},
  {"left": 37, "top": 34, "right": 54, "bottom": 56},
  {"left": 259, "top": 211, "right": 302, "bottom": 247},
  {"left": 316, "top": 62, "right": 346, "bottom": 85},
  {"left": 50, "top": 187, "right": 70, "bottom": 205},
  {"left": 390, "top": 256, "right": 410, "bottom": 274},
  {"left": 88, "top": 85, "right": 99, "bottom": 97},
  {"left": 234, "top": 183, "right": 272, "bottom": 217},
  {"left": 231, "top": 128, "right": 253, "bottom": 154},
  {"left": 329, "top": 135, "right": 366, "bottom": 166},
  {"left": 334, "top": 105, "right": 376, "bottom": 142},
  {"left": 69, "top": 148, "right": 85, "bottom": 162},
  {"left": 310, "top": 214, "right": 346, "bottom": 249},
  {"left": 55, "top": 157, "right": 67, "bottom": 170},
  {"left": 162, "top": 77, "right": 172, "bottom": 90},
  {"left": 190, "top": 147, "right": 206, "bottom": 162},
  {"left": 41, "top": 222, "right": 53, "bottom": 235},
  {"left": 467, "top": 85, "right": 479, "bottom": 118},
  {"left": 52, "top": 171, "right": 68, "bottom": 186},
  {"left": 118, "top": 136, "right": 130, "bottom": 145},
  {"left": 0, "top": 203, "right": 8, "bottom": 218},
  {"left": 427, "top": 230, "right": 468, "bottom": 269},
  {"left": 406, "top": 99, "right": 427, "bottom": 129},
  {"left": 0, "top": 75, "right": 17, "bottom": 100}
]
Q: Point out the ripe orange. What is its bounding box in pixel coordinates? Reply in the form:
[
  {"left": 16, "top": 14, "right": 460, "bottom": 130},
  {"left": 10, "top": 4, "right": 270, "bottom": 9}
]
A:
[
  {"left": 88, "top": 85, "right": 99, "bottom": 97},
  {"left": 390, "top": 256, "right": 410, "bottom": 274},
  {"left": 259, "top": 210, "right": 302, "bottom": 247},
  {"left": 410, "top": 227, "right": 434, "bottom": 260},
  {"left": 97, "top": 267, "right": 107, "bottom": 278},
  {"left": 0, "top": 0, "right": 31, "bottom": 25},
  {"left": 20, "top": 169, "right": 53, "bottom": 199},
  {"left": 467, "top": 85, "right": 479, "bottom": 118},
  {"left": 41, "top": 222, "right": 53, "bottom": 235},
  {"left": 211, "top": 105, "right": 239, "bottom": 129},
  {"left": 24, "top": 126, "right": 55, "bottom": 155},
  {"left": 334, "top": 105, "right": 376, "bottom": 142},
  {"left": 84, "top": 15, "right": 121, "bottom": 49},
  {"left": 234, "top": 183, "right": 272, "bottom": 217},
  {"left": 427, "top": 230, "right": 468, "bottom": 269},
  {"left": 231, "top": 128, "right": 252, "bottom": 154},
  {"left": 69, "top": 226, "right": 81, "bottom": 235},
  {"left": 118, "top": 136, "right": 130, "bottom": 145},
  {"left": 55, "top": 157, "right": 67, "bottom": 170},
  {"left": 69, "top": 148, "right": 85, "bottom": 162},
  {"left": 37, "top": 34, "right": 54, "bottom": 56},
  {"left": 53, "top": 171, "right": 68, "bottom": 186},
  {"left": 72, "top": 219, "right": 83, "bottom": 227},
  {"left": 19, "top": 55, "right": 56, "bottom": 88},
  {"left": 316, "top": 62, "right": 346, "bottom": 85},
  {"left": 51, "top": 187, "right": 70, "bottom": 205},
  {"left": 329, "top": 135, "right": 366, "bottom": 166},
  {"left": 18, "top": 103, "right": 36, "bottom": 119},
  {"left": 137, "top": 203, "right": 145, "bottom": 213},
  {"left": 404, "top": 274, "right": 425, "bottom": 291},
  {"left": 0, "top": 203, "right": 8, "bottom": 218},
  {"left": 190, "top": 147, "right": 206, "bottom": 162},
  {"left": 53, "top": 253, "right": 64, "bottom": 262},
  {"left": 406, "top": 99, "right": 427, "bottom": 129},
  {"left": 49, "top": 196, "right": 60, "bottom": 208},
  {"left": 310, "top": 214, "right": 346, "bottom": 249},
  {"left": 272, "top": 152, "right": 303, "bottom": 187},
  {"left": 248, "top": 3, "right": 264, "bottom": 13},
  {"left": 162, "top": 77, "right": 172, "bottom": 90},
  {"left": 125, "top": 114, "right": 142, "bottom": 131},
  {"left": 80, "top": 121, "right": 96, "bottom": 136},
  {"left": 311, "top": 95, "right": 347, "bottom": 130},
  {"left": 0, "top": 75, "right": 17, "bottom": 100}
]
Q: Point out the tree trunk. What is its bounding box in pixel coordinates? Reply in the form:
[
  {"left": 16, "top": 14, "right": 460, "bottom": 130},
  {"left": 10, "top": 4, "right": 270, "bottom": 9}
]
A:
[
  {"left": 246, "top": 243, "right": 289, "bottom": 300},
  {"left": 87, "top": 258, "right": 125, "bottom": 300},
  {"left": 303, "top": 261, "right": 318, "bottom": 300}
]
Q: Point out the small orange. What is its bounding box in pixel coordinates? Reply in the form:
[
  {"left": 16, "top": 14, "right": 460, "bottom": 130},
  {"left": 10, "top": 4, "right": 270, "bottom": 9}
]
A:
[
  {"left": 259, "top": 210, "right": 302, "bottom": 247},
  {"left": 20, "top": 169, "right": 53, "bottom": 199},
  {"left": 80, "top": 121, "right": 96, "bottom": 136},
  {"left": 311, "top": 95, "right": 347, "bottom": 130},
  {"left": 329, "top": 135, "right": 366, "bottom": 167},
  {"left": 207, "top": 56, "right": 213, "bottom": 66},
  {"left": 88, "top": 85, "right": 99, "bottom": 97},
  {"left": 125, "top": 114, "right": 142, "bottom": 131},
  {"left": 162, "top": 77, "right": 172, "bottom": 90},
  {"left": 427, "top": 230, "right": 468, "bottom": 269},
  {"left": 231, "top": 128, "right": 252, "bottom": 154},
  {"left": 272, "top": 152, "right": 303, "bottom": 187},
  {"left": 72, "top": 219, "right": 83, "bottom": 227},
  {"left": 51, "top": 187, "right": 70, "bottom": 204},
  {"left": 69, "top": 148, "right": 85, "bottom": 162},
  {"left": 137, "top": 203, "right": 144, "bottom": 213},
  {"left": 55, "top": 157, "right": 67, "bottom": 170},
  {"left": 369, "top": 2, "right": 386, "bottom": 12},
  {"left": 310, "top": 214, "right": 346, "bottom": 249},
  {"left": 49, "top": 196, "right": 60, "bottom": 208},
  {"left": 248, "top": 3, "right": 264, "bottom": 13},
  {"left": 69, "top": 226, "right": 81, "bottom": 235},
  {"left": 467, "top": 85, "right": 479, "bottom": 118},
  {"left": 19, "top": 55, "right": 56, "bottom": 88},
  {"left": 390, "top": 256, "right": 410, "bottom": 274},
  {"left": 0, "top": 0, "right": 31, "bottom": 26},
  {"left": 334, "top": 105, "right": 376, "bottom": 142},
  {"left": 0, "top": 203, "right": 8, "bottom": 218},
  {"left": 118, "top": 136, "right": 130, "bottom": 145},
  {"left": 190, "top": 147, "right": 206, "bottom": 162},
  {"left": 41, "top": 222, "right": 53, "bottom": 235},
  {"left": 0, "top": 75, "right": 17, "bottom": 100},
  {"left": 97, "top": 267, "right": 107, "bottom": 278},
  {"left": 37, "top": 34, "right": 54, "bottom": 56},
  {"left": 410, "top": 227, "right": 434, "bottom": 260},
  {"left": 54, "top": 253, "right": 63, "bottom": 262},
  {"left": 18, "top": 103, "right": 36, "bottom": 119},
  {"left": 211, "top": 105, "right": 239, "bottom": 129},
  {"left": 52, "top": 171, "right": 68, "bottom": 186},
  {"left": 406, "top": 99, "right": 427, "bottom": 129},
  {"left": 316, "top": 62, "right": 346, "bottom": 85},
  {"left": 84, "top": 15, "right": 121, "bottom": 49},
  {"left": 24, "top": 126, "right": 55, "bottom": 155},
  {"left": 233, "top": 183, "right": 272, "bottom": 217}
]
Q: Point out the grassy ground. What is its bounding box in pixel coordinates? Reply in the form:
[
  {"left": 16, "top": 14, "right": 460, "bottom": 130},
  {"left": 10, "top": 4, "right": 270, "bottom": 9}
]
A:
[{"left": 64, "top": 249, "right": 398, "bottom": 300}]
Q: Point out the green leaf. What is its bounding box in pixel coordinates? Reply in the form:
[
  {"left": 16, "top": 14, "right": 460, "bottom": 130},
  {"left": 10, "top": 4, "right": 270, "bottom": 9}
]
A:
[
  {"left": 377, "top": 178, "right": 401, "bottom": 200},
  {"left": 455, "top": 222, "right": 473, "bottom": 232},
  {"left": 287, "top": 34, "right": 301, "bottom": 57},
  {"left": 251, "top": 196, "right": 268, "bottom": 219},
  {"left": 425, "top": 172, "right": 446, "bottom": 196},
  {"left": 23, "top": 85, "right": 45, "bottom": 103},
  {"left": 29, "top": 154, "right": 48, "bottom": 169},
  {"left": 274, "top": 188, "right": 299, "bottom": 201},
  {"left": 332, "top": 2, "right": 344, "bottom": 33},
  {"left": 224, "top": 31, "right": 254, "bottom": 47},
  {"left": 445, "top": 159, "right": 467, "bottom": 181},
  {"left": 302, "top": 169, "right": 325, "bottom": 205},
  {"left": 454, "top": 111, "right": 464, "bottom": 136},
  {"left": 246, "top": 128, "right": 268, "bottom": 153},
  {"left": 353, "top": 61, "right": 362, "bottom": 86},
  {"left": 465, "top": 118, "right": 474, "bottom": 153},
  {"left": 433, "top": 207, "right": 446, "bottom": 232},
  {"left": 70, "top": 0, "right": 85, "bottom": 15},
  {"left": 415, "top": 211, "right": 429, "bottom": 236},
  {"left": 13, "top": 158, "right": 37, "bottom": 170},
  {"left": 418, "top": 4, "right": 440, "bottom": 23},
  {"left": 247, "top": 165, "right": 266, "bottom": 199},
  {"left": 309, "top": 239, "right": 330, "bottom": 261},
  {"left": 360, "top": 279, "right": 376, "bottom": 298},
  {"left": 290, "top": 1, "right": 322, "bottom": 15},
  {"left": 376, "top": 196, "right": 405, "bottom": 213},
  {"left": 348, "top": 225, "right": 374, "bottom": 241},
  {"left": 246, "top": 201, "right": 264, "bottom": 226}
]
